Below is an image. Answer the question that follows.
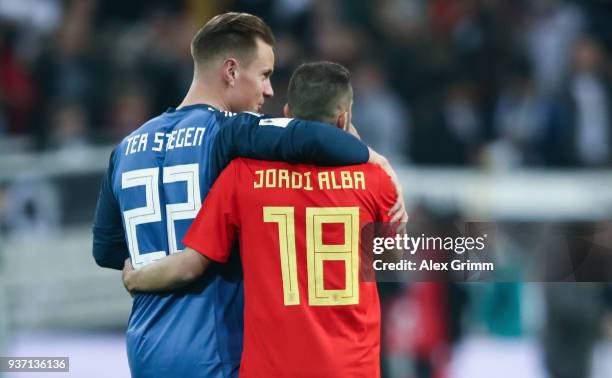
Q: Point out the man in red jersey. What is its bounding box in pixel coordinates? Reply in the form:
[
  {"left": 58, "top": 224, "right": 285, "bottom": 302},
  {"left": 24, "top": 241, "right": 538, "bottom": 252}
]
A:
[{"left": 123, "top": 62, "right": 397, "bottom": 377}]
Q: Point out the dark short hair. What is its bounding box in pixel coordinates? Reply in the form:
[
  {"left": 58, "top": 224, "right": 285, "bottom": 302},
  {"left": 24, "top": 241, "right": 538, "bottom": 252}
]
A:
[
  {"left": 287, "top": 62, "right": 352, "bottom": 124},
  {"left": 191, "top": 12, "right": 274, "bottom": 66}
]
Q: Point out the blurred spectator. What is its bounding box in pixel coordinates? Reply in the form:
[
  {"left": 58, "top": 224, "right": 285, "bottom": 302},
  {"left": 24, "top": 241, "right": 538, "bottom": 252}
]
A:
[
  {"left": 48, "top": 101, "right": 90, "bottom": 151},
  {"left": 312, "top": 10, "right": 364, "bottom": 66},
  {"left": 375, "top": 0, "right": 427, "bottom": 45},
  {"left": 488, "top": 65, "right": 552, "bottom": 168},
  {"left": 384, "top": 283, "right": 449, "bottom": 378},
  {"left": 443, "top": 80, "right": 483, "bottom": 157},
  {"left": 1, "top": 176, "right": 60, "bottom": 236},
  {"left": 524, "top": 0, "right": 584, "bottom": 96},
  {"left": 135, "top": 11, "right": 194, "bottom": 113},
  {"left": 0, "top": 22, "right": 37, "bottom": 136},
  {"left": 412, "top": 80, "right": 483, "bottom": 165},
  {"left": 106, "top": 84, "right": 152, "bottom": 141},
  {"left": 352, "top": 60, "right": 410, "bottom": 163},
  {"left": 96, "top": 0, "right": 182, "bottom": 25},
  {"left": 272, "top": 0, "right": 312, "bottom": 24},
  {"left": 543, "top": 284, "right": 606, "bottom": 378},
  {"left": 374, "top": 0, "right": 444, "bottom": 105},
  {"left": 0, "top": 0, "right": 61, "bottom": 35},
  {"left": 549, "top": 35, "right": 612, "bottom": 167},
  {"left": 473, "top": 283, "right": 522, "bottom": 337},
  {"left": 33, "top": 0, "right": 103, "bottom": 149}
]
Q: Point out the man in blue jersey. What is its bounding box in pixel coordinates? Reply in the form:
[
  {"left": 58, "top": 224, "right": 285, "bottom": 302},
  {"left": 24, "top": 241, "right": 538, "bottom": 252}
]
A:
[{"left": 92, "top": 12, "right": 406, "bottom": 378}]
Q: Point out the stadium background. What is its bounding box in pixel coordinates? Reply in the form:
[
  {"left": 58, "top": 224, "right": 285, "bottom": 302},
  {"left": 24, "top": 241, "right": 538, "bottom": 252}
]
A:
[{"left": 1, "top": 0, "right": 612, "bottom": 377}]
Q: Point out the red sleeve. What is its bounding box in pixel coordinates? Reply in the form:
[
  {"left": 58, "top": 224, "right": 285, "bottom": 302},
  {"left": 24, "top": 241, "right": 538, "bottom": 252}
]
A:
[
  {"left": 183, "top": 161, "right": 240, "bottom": 263},
  {"left": 376, "top": 166, "right": 397, "bottom": 223}
]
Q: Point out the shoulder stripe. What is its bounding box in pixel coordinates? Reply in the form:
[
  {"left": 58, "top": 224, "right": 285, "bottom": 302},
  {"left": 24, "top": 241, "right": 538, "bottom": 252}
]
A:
[
  {"left": 259, "top": 118, "right": 293, "bottom": 128},
  {"left": 242, "top": 111, "right": 263, "bottom": 117}
]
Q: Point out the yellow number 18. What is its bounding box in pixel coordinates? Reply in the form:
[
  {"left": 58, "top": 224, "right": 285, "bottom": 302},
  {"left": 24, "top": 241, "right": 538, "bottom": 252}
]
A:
[{"left": 263, "top": 206, "right": 360, "bottom": 306}]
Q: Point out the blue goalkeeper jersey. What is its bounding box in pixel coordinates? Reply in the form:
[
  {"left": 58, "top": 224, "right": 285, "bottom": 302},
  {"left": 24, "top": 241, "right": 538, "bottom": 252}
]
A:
[{"left": 92, "top": 104, "right": 369, "bottom": 378}]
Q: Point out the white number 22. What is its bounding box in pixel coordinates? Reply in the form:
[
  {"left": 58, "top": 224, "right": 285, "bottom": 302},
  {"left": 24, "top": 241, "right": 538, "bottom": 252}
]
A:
[{"left": 121, "top": 164, "right": 201, "bottom": 269}]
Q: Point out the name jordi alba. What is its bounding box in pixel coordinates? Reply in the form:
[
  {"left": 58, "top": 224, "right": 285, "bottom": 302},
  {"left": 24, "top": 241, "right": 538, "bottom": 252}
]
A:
[{"left": 253, "top": 168, "right": 366, "bottom": 191}]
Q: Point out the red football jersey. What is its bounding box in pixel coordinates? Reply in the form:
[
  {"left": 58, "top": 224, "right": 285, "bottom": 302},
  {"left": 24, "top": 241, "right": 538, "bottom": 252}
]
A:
[{"left": 184, "top": 158, "right": 396, "bottom": 378}]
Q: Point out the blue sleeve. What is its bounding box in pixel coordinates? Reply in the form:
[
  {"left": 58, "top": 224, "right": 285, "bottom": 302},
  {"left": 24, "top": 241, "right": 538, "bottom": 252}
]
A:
[
  {"left": 92, "top": 150, "right": 129, "bottom": 270},
  {"left": 210, "top": 114, "right": 369, "bottom": 180}
]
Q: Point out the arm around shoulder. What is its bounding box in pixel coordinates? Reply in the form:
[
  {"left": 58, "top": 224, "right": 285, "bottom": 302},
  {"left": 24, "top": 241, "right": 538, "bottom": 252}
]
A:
[{"left": 123, "top": 248, "right": 212, "bottom": 293}]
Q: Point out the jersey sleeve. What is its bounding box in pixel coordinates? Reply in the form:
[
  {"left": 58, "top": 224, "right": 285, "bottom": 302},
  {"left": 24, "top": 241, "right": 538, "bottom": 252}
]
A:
[
  {"left": 92, "top": 149, "right": 130, "bottom": 270},
  {"left": 183, "top": 161, "right": 240, "bottom": 263},
  {"left": 209, "top": 113, "right": 369, "bottom": 180},
  {"left": 375, "top": 167, "right": 397, "bottom": 223}
]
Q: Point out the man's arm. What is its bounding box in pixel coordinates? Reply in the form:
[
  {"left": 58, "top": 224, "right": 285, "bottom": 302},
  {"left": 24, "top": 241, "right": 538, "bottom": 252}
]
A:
[
  {"left": 368, "top": 147, "right": 408, "bottom": 225},
  {"left": 210, "top": 114, "right": 369, "bottom": 179},
  {"left": 123, "top": 248, "right": 211, "bottom": 293},
  {"left": 346, "top": 121, "right": 406, "bottom": 223},
  {"left": 92, "top": 150, "right": 130, "bottom": 270}
]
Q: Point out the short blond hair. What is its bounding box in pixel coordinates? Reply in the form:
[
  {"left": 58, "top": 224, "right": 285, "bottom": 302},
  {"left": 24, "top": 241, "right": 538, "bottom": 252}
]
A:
[{"left": 191, "top": 12, "right": 275, "bottom": 67}]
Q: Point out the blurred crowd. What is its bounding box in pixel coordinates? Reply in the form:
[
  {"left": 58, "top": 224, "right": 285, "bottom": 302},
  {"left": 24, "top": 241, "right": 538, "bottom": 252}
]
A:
[
  {"left": 1, "top": 0, "right": 612, "bottom": 168},
  {"left": 2, "top": 3, "right": 612, "bottom": 378}
]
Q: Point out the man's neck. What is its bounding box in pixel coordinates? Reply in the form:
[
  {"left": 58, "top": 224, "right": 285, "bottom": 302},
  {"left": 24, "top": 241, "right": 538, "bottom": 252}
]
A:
[{"left": 178, "top": 78, "right": 229, "bottom": 111}]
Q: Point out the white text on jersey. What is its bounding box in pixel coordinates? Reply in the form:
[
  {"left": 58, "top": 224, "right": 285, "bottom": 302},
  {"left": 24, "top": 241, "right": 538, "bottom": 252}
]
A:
[{"left": 125, "top": 127, "right": 207, "bottom": 156}]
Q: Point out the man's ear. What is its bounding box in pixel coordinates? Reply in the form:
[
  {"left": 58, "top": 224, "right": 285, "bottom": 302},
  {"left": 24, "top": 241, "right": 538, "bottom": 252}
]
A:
[
  {"left": 283, "top": 103, "right": 292, "bottom": 118},
  {"left": 336, "top": 111, "right": 348, "bottom": 130},
  {"left": 222, "top": 58, "right": 239, "bottom": 87}
]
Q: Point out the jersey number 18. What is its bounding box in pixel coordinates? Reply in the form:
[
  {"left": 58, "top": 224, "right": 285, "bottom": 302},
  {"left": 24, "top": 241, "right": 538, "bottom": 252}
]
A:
[{"left": 264, "top": 206, "right": 360, "bottom": 307}]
